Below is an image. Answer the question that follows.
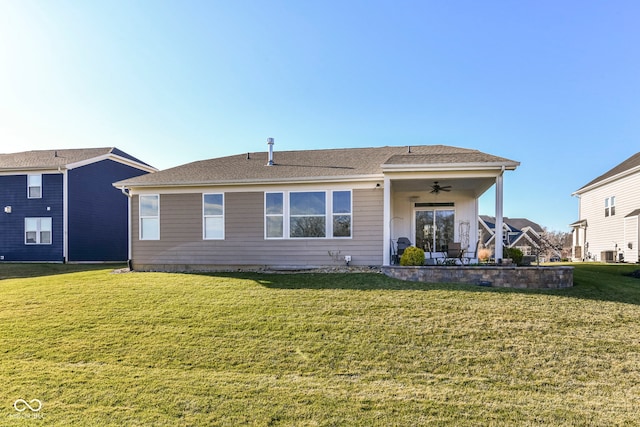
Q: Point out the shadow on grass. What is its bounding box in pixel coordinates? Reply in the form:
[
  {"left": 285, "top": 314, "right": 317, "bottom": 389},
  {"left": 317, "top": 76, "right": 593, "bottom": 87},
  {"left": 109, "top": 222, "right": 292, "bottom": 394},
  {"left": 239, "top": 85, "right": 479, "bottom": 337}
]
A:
[
  {"left": 200, "top": 263, "right": 640, "bottom": 306},
  {"left": 0, "top": 263, "right": 127, "bottom": 280},
  {"left": 4, "top": 262, "right": 640, "bottom": 306}
]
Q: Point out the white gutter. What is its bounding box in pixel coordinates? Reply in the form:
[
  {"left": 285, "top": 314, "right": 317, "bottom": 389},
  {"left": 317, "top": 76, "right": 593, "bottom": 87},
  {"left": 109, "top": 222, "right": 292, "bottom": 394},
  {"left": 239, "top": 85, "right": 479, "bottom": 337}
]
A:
[
  {"left": 113, "top": 174, "right": 387, "bottom": 190},
  {"left": 381, "top": 162, "right": 520, "bottom": 171}
]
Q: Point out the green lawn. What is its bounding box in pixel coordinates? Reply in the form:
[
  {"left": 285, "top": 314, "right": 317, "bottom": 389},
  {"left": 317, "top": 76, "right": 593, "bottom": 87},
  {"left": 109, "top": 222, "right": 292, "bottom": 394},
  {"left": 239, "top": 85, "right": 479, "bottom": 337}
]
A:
[{"left": 1, "top": 263, "right": 640, "bottom": 426}]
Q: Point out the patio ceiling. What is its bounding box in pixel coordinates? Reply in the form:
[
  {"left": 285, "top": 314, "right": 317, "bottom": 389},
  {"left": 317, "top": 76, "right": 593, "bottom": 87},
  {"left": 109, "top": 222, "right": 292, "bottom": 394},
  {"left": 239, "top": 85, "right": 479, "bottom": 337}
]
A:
[{"left": 389, "top": 177, "right": 497, "bottom": 196}]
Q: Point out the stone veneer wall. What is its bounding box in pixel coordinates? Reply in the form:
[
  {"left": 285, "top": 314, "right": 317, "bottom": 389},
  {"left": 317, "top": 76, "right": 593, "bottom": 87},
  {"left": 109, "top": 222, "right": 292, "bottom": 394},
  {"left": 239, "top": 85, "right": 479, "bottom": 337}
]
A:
[{"left": 382, "top": 266, "right": 573, "bottom": 289}]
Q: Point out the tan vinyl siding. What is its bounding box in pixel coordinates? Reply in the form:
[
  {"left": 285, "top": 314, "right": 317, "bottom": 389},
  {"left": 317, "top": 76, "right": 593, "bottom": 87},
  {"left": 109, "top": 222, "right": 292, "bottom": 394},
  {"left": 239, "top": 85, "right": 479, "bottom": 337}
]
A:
[{"left": 131, "top": 189, "right": 383, "bottom": 270}]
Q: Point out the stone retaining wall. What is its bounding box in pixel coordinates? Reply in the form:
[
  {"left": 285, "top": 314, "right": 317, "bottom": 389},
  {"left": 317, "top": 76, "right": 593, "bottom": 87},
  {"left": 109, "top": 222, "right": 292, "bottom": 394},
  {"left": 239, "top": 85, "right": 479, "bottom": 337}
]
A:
[{"left": 382, "top": 265, "right": 573, "bottom": 289}]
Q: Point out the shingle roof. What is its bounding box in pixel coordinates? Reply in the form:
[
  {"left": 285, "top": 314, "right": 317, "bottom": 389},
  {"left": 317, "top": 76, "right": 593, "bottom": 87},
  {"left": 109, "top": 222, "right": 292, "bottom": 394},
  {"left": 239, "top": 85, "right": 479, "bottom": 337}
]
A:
[
  {"left": 575, "top": 151, "right": 640, "bottom": 193},
  {"left": 0, "top": 147, "right": 153, "bottom": 170},
  {"left": 116, "top": 144, "right": 519, "bottom": 187},
  {"left": 625, "top": 209, "right": 640, "bottom": 218}
]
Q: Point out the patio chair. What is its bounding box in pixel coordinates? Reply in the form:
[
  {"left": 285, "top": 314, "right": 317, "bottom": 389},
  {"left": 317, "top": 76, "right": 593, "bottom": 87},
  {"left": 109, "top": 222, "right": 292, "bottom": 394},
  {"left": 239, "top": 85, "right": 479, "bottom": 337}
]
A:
[
  {"left": 462, "top": 240, "right": 480, "bottom": 264},
  {"left": 445, "top": 242, "right": 463, "bottom": 264},
  {"left": 396, "top": 237, "right": 411, "bottom": 263}
]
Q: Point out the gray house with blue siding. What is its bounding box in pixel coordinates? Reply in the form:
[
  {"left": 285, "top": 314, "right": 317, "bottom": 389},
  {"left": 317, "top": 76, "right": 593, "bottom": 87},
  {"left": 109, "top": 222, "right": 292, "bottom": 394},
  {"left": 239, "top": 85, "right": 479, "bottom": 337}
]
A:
[{"left": 0, "top": 148, "right": 156, "bottom": 262}]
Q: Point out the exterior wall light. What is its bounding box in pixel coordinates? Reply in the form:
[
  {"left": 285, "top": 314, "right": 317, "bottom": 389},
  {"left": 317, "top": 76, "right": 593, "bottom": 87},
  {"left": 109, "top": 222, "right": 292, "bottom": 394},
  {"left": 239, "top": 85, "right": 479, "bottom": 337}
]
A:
[{"left": 4, "top": 206, "right": 11, "bottom": 214}]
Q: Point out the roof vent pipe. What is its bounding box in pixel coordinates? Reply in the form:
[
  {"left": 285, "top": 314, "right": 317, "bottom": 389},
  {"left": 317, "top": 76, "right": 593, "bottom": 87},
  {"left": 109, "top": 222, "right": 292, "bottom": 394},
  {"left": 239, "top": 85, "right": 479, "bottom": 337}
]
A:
[{"left": 267, "top": 138, "right": 275, "bottom": 166}]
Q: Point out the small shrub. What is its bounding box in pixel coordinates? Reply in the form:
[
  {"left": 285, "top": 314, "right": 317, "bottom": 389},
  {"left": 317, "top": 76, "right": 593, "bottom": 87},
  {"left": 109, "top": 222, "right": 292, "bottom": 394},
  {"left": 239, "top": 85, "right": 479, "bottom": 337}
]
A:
[
  {"left": 504, "top": 247, "right": 524, "bottom": 265},
  {"left": 478, "top": 248, "right": 492, "bottom": 263},
  {"left": 400, "top": 246, "right": 425, "bottom": 266}
]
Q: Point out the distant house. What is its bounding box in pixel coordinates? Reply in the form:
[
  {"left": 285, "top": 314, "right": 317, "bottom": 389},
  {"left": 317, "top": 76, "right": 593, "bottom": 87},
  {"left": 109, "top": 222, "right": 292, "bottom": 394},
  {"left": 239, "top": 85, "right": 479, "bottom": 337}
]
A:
[
  {"left": 479, "top": 216, "right": 552, "bottom": 260},
  {"left": 115, "top": 143, "right": 519, "bottom": 271},
  {"left": 0, "top": 148, "right": 156, "bottom": 262},
  {"left": 571, "top": 151, "right": 640, "bottom": 263}
]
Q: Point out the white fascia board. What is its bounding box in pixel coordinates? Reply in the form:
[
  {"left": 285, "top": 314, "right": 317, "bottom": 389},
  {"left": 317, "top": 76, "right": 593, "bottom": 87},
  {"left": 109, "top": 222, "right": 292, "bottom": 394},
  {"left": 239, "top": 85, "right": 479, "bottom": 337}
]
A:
[
  {"left": 0, "top": 168, "right": 62, "bottom": 176},
  {"left": 572, "top": 165, "right": 640, "bottom": 196},
  {"left": 66, "top": 154, "right": 158, "bottom": 173},
  {"left": 381, "top": 162, "right": 520, "bottom": 172},
  {"left": 478, "top": 217, "right": 493, "bottom": 233},
  {"left": 113, "top": 174, "right": 384, "bottom": 191},
  {"left": 521, "top": 226, "right": 541, "bottom": 238},
  {"left": 382, "top": 169, "right": 504, "bottom": 181},
  {"left": 511, "top": 232, "right": 539, "bottom": 249}
]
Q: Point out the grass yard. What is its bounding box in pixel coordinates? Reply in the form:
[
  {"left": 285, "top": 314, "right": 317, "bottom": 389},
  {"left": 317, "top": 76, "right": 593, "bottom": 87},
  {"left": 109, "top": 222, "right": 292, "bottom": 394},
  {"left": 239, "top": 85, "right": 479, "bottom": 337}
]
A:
[{"left": 1, "top": 263, "right": 640, "bottom": 426}]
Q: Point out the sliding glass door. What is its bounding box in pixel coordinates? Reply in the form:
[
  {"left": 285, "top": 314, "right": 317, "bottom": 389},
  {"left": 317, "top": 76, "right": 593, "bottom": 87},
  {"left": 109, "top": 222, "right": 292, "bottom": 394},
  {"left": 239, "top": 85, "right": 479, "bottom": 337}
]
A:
[{"left": 415, "top": 209, "right": 454, "bottom": 254}]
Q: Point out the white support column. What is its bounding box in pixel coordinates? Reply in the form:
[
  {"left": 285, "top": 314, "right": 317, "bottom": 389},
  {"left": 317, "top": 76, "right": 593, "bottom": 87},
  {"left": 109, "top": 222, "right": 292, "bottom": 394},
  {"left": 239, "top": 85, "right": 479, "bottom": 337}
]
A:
[
  {"left": 382, "top": 176, "right": 391, "bottom": 266},
  {"left": 494, "top": 170, "right": 504, "bottom": 261}
]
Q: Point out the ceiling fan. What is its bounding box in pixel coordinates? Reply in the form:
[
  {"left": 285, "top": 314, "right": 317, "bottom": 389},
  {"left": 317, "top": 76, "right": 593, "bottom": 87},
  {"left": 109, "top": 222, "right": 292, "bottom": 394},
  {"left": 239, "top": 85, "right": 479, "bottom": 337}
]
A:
[{"left": 430, "top": 181, "right": 452, "bottom": 194}]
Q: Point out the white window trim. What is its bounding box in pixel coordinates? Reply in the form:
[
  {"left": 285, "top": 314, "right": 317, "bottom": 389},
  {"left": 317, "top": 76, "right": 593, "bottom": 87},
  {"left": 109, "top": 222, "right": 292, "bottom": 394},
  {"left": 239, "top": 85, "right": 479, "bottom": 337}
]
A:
[
  {"left": 605, "top": 196, "right": 616, "bottom": 217},
  {"left": 27, "top": 174, "right": 42, "bottom": 199},
  {"left": 203, "top": 193, "right": 225, "bottom": 240},
  {"left": 25, "top": 217, "right": 52, "bottom": 245},
  {"left": 139, "top": 194, "right": 160, "bottom": 241},
  {"left": 264, "top": 190, "right": 353, "bottom": 240}
]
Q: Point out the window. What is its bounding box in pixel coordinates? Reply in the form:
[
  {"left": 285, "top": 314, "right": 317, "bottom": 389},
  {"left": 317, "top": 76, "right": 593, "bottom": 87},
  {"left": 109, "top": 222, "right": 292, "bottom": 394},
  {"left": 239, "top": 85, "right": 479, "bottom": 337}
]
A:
[
  {"left": 611, "top": 196, "right": 616, "bottom": 216},
  {"left": 605, "top": 196, "right": 616, "bottom": 217},
  {"left": 290, "top": 191, "right": 326, "bottom": 238},
  {"left": 264, "top": 190, "right": 352, "bottom": 239},
  {"left": 25, "top": 218, "right": 51, "bottom": 244},
  {"left": 27, "top": 174, "right": 42, "bottom": 198},
  {"left": 332, "top": 191, "right": 351, "bottom": 237},
  {"left": 139, "top": 195, "right": 159, "bottom": 240},
  {"left": 265, "top": 192, "right": 284, "bottom": 238},
  {"left": 203, "top": 193, "right": 224, "bottom": 239}
]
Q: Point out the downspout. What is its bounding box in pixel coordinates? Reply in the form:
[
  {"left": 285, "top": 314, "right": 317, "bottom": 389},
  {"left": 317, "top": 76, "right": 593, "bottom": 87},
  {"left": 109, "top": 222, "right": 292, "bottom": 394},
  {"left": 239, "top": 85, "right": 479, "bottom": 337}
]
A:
[{"left": 120, "top": 186, "right": 133, "bottom": 269}]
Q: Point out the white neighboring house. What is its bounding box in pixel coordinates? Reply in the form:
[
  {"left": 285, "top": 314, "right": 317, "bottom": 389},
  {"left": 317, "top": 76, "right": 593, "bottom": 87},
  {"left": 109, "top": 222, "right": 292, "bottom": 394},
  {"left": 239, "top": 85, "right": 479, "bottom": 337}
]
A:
[{"left": 571, "top": 152, "right": 640, "bottom": 263}]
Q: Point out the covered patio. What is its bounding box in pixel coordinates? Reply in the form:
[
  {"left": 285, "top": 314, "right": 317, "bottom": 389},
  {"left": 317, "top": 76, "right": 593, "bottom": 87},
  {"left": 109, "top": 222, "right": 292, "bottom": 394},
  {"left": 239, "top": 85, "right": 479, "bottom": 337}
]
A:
[{"left": 381, "top": 156, "right": 519, "bottom": 266}]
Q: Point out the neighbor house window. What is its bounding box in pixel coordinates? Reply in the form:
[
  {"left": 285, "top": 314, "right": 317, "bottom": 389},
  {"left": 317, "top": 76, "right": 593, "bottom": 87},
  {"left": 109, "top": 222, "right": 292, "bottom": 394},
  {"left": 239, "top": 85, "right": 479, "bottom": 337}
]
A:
[
  {"left": 25, "top": 217, "right": 51, "bottom": 244},
  {"left": 265, "top": 192, "right": 284, "bottom": 238},
  {"left": 610, "top": 196, "right": 616, "bottom": 216},
  {"left": 605, "top": 196, "right": 616, "bottom": 217},
  {"left": 203, "top": 193, "right": 224, "bottom": 239},
  {"left": 265, "top": 190, "right": 352, "bottom": 239},
  {"left": 139, "top": 195, "right": 159, "bottom": 240},
  {"left": 27, "top": 174, "right": 42, "bottom": 199}
]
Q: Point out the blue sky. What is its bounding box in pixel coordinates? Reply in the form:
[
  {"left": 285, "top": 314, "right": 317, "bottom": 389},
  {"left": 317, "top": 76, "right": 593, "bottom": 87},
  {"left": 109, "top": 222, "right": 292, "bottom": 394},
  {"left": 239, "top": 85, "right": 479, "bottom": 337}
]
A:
[{"left": 1, "top": 0, "right": 639, "bottom": 232}]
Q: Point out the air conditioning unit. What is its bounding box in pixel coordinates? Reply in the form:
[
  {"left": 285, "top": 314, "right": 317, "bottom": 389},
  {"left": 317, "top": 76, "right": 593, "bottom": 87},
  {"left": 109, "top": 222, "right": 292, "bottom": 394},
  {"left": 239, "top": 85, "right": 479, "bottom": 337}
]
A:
[{"left": 600, "top": 250, "right": 615, "bottom": 263}]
